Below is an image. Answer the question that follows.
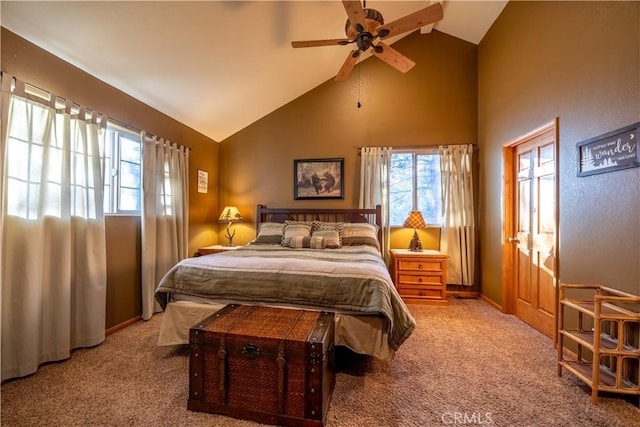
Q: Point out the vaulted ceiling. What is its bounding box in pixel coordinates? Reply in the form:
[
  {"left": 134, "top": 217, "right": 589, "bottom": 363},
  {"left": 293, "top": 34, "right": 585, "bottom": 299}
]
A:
[{"left": 1, "top": 1, "right": 507, "bottom": 142}]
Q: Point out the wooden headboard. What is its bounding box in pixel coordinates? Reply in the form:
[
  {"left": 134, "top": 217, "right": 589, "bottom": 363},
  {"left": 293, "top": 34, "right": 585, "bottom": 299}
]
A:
[{"left": 256, "top": 204, "right": 382, "bottom": 243}]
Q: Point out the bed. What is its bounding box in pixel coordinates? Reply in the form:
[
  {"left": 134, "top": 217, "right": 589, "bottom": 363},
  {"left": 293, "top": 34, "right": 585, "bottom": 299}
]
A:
[{"left": 155, "top": 205, "right": 415, "bottom": 361}]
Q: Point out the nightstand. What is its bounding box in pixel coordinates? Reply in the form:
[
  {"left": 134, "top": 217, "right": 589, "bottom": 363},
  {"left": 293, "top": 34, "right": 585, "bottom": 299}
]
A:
[
  {"left": 390, "top": 249, "right": 448, "bottom": 304},
  {"left": 197, "top": 245, "right": 242, "bottom": 256}
]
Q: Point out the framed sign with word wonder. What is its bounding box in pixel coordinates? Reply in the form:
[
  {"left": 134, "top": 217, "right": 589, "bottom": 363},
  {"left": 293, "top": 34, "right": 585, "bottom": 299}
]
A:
[{"left": 577, "top": 122, "right": 639, "bottom": 177}]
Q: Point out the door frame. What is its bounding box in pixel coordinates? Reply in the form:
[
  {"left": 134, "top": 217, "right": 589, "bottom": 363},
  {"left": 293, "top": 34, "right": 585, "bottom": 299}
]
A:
[{"left": 501, "top": 118, "right": 560, "bottom": 338}]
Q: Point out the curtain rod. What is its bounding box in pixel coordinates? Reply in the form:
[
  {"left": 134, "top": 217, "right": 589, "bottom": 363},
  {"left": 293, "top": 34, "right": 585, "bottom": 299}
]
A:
[
  {"left": 357, "top": 144, "right": 478, "bottom": 150},
  {"left": 106, "top": 116, "right": 140, "bottom": 134},
  {"left": 359, "top": 143, "right": 478, "bottom": 150},
  {"left": 108, "top": 118, "right": 191, "bottom": 152},
  {"left": 1, "top": 71, "right": 191, "bottom": 151}
]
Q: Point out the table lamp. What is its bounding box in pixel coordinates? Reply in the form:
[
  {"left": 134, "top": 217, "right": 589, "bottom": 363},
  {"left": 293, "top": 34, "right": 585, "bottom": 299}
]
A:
[
  {"left": 403, "top": 210, "right": 427, "bottom": 252},
  {"left": 218, "top": 206, "right": 242, "bottom": 246}
]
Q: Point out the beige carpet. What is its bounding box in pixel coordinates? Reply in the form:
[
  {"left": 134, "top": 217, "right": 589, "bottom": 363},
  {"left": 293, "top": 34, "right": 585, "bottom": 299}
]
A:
[{"left": 2, "top": 298, "right": 639, "bottom": 426}]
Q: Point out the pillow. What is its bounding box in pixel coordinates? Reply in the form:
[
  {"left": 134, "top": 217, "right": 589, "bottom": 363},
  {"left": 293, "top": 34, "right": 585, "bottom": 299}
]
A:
[
  {"left": 312, "top": 229, "right": 341, "bottom": 249},
  {"left": 312, "top": 221, "right": 344, "bottom": 245},
  {"left": 342, "top": 223, "right": 380, "bottom": 250},
  {"left": 251, "top": 222, "right": 284, "bottom": 244},
  {"left": 288, "top": 235, "right": 326, "bottom": 249},
  {"left": 281, "top": 223, "right": 312, "bottom": 246}
]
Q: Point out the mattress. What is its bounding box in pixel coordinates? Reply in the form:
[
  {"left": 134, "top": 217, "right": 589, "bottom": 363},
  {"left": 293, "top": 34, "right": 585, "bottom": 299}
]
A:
[{"left": 155, "top": 244, "right": 415, "bottom": 359}]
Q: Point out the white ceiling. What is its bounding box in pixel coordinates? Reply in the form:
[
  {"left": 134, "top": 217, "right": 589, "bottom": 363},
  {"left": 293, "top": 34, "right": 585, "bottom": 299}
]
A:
[{"left": 1, "top": 1, "right": 507, "bottom": 142}]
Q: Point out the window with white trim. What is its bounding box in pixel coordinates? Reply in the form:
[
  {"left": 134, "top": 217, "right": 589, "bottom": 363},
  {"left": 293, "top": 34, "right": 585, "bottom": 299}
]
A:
[
  {"left": 5, "top": 79, "right": 144, "bottom": 216},
  {"left": 102, "top": 126, "right": 141, "bottom": 214},
  {"left": 389, "top": 150, "right": 442, "bottom": 226}
]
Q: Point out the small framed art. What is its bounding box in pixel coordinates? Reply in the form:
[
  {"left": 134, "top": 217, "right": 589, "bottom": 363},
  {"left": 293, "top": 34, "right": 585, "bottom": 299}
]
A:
[
  {"left": 197, "top": 169, "right": 208, "bottom": 193},
  {"left": 294, "top": 158, "right": 344, "bottom": 200}
]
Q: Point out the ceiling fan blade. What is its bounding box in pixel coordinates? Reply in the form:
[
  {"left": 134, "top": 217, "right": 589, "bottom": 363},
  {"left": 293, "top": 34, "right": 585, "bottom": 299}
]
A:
[
  {"left": 372, "top": 42, "right": 416, "bottom": 73},
  {"left": 342, "top": 0, "right": 367, "bottom": 33},
  {"left": 291, "top": 39, "right": 351, "bottom": 48},
  {"left": 335, "top": 50, "right": 360, "bottom": 81},
  {"left": 378, "top": 3, "right": 444, "bottom": 39}
]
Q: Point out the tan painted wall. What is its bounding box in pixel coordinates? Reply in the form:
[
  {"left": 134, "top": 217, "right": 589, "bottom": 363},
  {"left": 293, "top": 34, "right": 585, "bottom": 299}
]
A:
[
  {"left": 220, "top": 30, "right": 478, "bottom": 282},
  {"left": 1, "top": 28, "right": 220, "bottom": 327},
  {"left": 478, "top": 2, "right": 640, "bottom": 304},
  {"left": 105, "top": 216, "right": 141, "bottom": 328}
]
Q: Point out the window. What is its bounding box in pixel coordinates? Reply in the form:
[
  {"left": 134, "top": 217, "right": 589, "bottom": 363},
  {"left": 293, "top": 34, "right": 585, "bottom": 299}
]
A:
[
  {"left": 6, "top": 96, "right": 56, "bottom": 219},
  {"left": 389, "top": 150, "right": 442, "bottom": 226},
  {"left": 102, "top": 126, "right": 141, "bottom": 214},
  {"left": 161, "top": 159, "right": 173, "bottom": 216},
  {"left": 5, "top": 95, "right": 102, "bottom": 220},
  {"left": 5, "top": 79, "right": 142, "bottom": 216}
]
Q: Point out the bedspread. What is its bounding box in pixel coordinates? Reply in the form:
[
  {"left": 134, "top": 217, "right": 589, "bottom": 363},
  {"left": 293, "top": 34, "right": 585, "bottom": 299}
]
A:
[{"left": 155, "top": 245, "right": 415, "bottom": 350}]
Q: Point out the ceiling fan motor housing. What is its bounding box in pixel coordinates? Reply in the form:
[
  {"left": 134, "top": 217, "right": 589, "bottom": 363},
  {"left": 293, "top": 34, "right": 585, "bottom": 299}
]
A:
[{"left": 345, "top": 8, "right": 384, "bottom": 40}]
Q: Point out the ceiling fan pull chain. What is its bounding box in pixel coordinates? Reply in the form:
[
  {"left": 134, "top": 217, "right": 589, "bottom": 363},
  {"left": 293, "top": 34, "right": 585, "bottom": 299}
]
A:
[{"left": 357, "top": 64, "right": 362, "bottom": 109}]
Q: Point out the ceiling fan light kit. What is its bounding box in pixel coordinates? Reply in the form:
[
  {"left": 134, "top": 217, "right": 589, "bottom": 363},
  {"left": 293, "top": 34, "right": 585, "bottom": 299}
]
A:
[{"left": 291, "top": 1, "right": 444, "bottom": 81}]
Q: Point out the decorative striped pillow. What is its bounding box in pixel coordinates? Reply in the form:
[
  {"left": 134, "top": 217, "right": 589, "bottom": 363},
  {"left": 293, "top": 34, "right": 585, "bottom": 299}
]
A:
[
  {"left": 312, "top": 221, "right": 344, "bottom": 245},
  {"left": 342, "top": 223, "right": 380, "bottom": 250},
  {"left": 288, "top": 235, "right": 326, "bottom": 249},
  {"left": 252, "top": 222, "right": 284, "bottom": 244},
  {"left": 309, "top": 236, "right": 326, "bottom": 249},
  {"left": 312, "top": 229, "right": 341, "bottom": 249},
  {"left": 281, "top": 223, "right": 312, "bottom": 246}
]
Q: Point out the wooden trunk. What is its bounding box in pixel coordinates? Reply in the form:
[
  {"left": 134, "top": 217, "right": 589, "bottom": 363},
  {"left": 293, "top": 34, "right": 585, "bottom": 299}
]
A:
[{"left": 188, "top": 305, "right": 335, "bottom": 427}]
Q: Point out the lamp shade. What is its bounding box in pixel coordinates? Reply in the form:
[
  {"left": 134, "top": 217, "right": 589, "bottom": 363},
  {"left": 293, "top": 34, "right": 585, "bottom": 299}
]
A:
[
  {"left": 402, "top": 211, "right": 427, "bottom": 229},
  {"left": 218, "top": 206, "right": 242, "bottom": 223}
]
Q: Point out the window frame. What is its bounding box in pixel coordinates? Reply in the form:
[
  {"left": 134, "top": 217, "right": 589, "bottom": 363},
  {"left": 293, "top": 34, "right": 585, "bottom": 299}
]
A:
[
  {"left": 389, "top": 147, "right": 442, "bottom": 227},
  {"left": 102, "top": 123, "right": 142, "bottom": 215}
]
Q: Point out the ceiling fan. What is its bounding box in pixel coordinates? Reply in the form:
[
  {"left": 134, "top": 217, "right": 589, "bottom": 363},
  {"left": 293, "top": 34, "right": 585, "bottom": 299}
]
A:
[{"left": 291, "top": 1, "right": 444, "bottom": 81}]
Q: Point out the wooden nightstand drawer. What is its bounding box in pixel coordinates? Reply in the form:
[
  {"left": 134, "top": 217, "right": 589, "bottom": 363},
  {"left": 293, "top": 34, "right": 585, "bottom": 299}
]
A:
[
  {"left": 390, "top": 249, "right": 448, "bottom": 305},
  {"left": 397, "top": 260, "right": 443, "bottom": 272},
  {"left": 397, "top": 274, "right": 442, "bottom": 286},
  {"left": 397, "top": 286, "right": 445, "bottom": 299}
]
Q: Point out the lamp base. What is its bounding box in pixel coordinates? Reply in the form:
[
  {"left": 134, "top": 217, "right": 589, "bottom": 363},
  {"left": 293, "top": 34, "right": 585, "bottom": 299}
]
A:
[
  {"left": 408, "top": 229, "right": 423, "bottom": 252},
  {"left": 224, "top": 222, "right": 236, "bottom": 247}
]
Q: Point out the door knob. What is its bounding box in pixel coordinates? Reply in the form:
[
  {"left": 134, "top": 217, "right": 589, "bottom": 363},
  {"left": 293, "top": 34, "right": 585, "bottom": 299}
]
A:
[{"left": 508, "top": 237, "right": 520, "bottom": 243}]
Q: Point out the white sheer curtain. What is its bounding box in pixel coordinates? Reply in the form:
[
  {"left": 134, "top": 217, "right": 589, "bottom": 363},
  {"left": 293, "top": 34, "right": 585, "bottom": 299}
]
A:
[
  {"left": 359, "top": 146, "right": 392, "bottom": 263},
  {"left": 1, "top": 76, "right": 107, "bottom": 381},
  {"left": 141, "top": 132, "right": 189, "bottom": 320},
  {"left": 439, "top": 144, "right": 475, "bottom": 286}
]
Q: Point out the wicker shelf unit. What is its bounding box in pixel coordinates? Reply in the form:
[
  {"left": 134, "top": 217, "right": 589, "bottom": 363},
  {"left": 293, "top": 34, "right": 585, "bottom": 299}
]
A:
[{"left": 557, "top": 284, "right": 640, "bottom": 405}]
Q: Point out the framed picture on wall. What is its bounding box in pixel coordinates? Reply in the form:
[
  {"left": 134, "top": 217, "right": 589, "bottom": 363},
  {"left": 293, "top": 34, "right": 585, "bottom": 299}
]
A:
[
  {"left": 294, "top": 158, "right": 344, "bottom": 200},
  {"left": 197, "top": 169, "right": 208, "bottom": 193},
  {"left": 577, "top": 122, "right": 639, "bottom": 177}
]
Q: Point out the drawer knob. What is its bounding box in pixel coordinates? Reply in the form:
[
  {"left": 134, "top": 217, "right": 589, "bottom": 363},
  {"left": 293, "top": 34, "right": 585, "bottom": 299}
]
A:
[
  {"left": 418, "top": 264, "right": 423, "bottom": 269},
  {"left": 418, "top": 277, "right": 423, "bottom": 283}
]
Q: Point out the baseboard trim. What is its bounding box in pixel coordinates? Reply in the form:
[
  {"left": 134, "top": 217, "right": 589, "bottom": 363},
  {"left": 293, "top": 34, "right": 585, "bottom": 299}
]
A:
[
  {"left": 106, "top": 316, "right": 141, "bottom": 336},
  {"left": 479, "top": 294, "right": 503, "bottom": 311}
]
